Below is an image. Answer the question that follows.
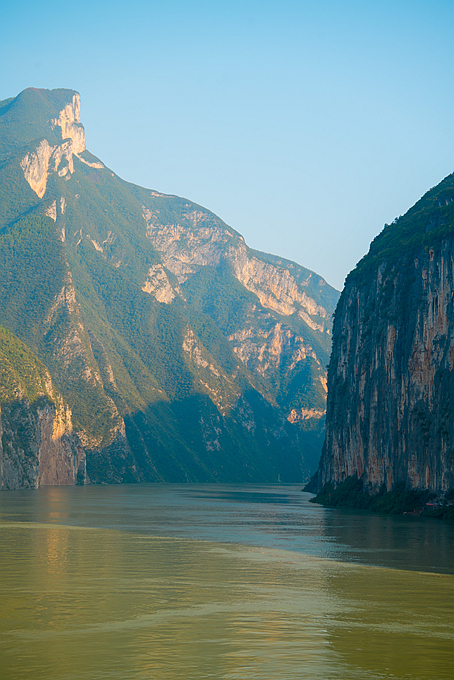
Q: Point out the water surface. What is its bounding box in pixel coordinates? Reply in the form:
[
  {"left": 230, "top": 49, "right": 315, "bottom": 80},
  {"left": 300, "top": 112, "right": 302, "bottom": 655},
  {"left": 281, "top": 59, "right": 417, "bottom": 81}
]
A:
[{"left": 1, "top": 484, "right": 453, "bottom": 679}]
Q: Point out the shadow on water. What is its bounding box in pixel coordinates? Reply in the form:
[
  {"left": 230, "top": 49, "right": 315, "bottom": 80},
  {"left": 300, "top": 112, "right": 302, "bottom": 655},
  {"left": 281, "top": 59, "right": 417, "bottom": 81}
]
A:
[
  {"left": 1, "top": 484, "right": 454, "bottom": 679},
  {"left": 0, "top": 483, "right": 453, "bottom": 574},
  {"left": 320, "top": 505, "right": 454, "bottom": 574}
]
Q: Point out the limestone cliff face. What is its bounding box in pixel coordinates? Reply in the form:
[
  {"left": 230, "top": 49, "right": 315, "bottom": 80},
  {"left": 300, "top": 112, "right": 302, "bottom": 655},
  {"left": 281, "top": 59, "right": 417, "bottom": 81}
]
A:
[
  {"left": 142, "top": 264, "right": 183, "bottom": 304},
  {"left": 0, "top": 399, "right": 84, "bottom": 490},
  {"left": 142, "top": 204, "right": 332, "bottom": 335},
  {"left": 0, "top": 327, "right": 85, "bottom": 490},
  {"left": 50, "top": 93, "right": 85, "bottom": 155},
  {"left": 314, "top": 174, "right": 454, "bottom": 494},
  {"left": 19, "top": 92, "right": 103, "bottom": 198},
  {"left": 229, "top": 248, "right": 330, "bottom": 331},
  {"left": 141, "top": 200, "right": 335, "bottom": 429},
  {"left": 227, "top": 314, "right": 325, "bottom": 388}
]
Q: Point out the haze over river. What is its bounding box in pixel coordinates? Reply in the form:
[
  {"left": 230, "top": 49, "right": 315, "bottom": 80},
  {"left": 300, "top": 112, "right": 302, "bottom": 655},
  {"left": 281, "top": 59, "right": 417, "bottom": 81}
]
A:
[{"left": 1, "top": 484, "right": 453, "bottom": 679}]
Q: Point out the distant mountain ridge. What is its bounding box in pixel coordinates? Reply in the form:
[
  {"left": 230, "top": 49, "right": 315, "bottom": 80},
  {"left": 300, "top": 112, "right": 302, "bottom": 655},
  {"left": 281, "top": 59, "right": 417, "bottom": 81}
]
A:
[{"left": 0, "top": 87, "right": 339, "bottom": 487}]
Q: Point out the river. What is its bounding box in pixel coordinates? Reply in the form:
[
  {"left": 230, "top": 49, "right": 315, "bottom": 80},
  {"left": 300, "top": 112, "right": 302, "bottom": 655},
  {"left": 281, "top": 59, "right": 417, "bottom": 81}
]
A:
[{"left": 0, "top": 484, "right": 453, "bottom": 679}]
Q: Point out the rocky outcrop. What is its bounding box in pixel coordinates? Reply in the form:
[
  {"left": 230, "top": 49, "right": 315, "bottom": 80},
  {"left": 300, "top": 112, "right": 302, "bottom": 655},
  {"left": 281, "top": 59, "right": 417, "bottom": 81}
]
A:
[
  {"left": 140, "top": 197, "right": 335, "bottom": 435},
  {"left": 0, "top": 326, "right": 85, "bottom": 489},
  {"left": 228, "top": 315, "right": 324, "bottom": 381},
  {"left": 229, "top": 246, "right": 330, "bottom": 331},
  {"left": 20, "top": 139, "right": 56, "bottom": 198},
  {"left": 142, "top": 264, "right": 183, "bottom": 304},
  {"left": 313, "top": 173, "right": 454, "bottom": 495},
  {"left": 142, "top": 205, "right": 333, "bottom": 336},
  {"left": 0, "top": 398, "right": 84, "bottom": 490},
  {"left": 50, "top": 93, "right": 85, "bottom": 155},
  {"left": 19, "top": 92, "right": 104, "bottom": 197},
  {"left": 21, "top": 137, "right": 76, "bottom": 196},
  {"left": 287, "top": 408, "right": 325, "bottom": 423}
]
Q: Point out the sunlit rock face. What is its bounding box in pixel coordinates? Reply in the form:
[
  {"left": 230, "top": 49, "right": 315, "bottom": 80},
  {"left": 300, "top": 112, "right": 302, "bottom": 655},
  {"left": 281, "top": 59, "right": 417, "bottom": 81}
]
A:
[
  {"left": 0, "top": 347, "right": 85, "bottom": 490},
  {"left": 0, "top": 399, "right": 84, "bottom": 490},
  {"left": 19, "top": 92, "right": 104, "bottom": 198},
  {"left": 142, "top": 264, "right": 183, "bottom": 304},
  {"left": 50, "top": 93, "right": 86, "bottom": 155},
  {"left": 142, "top": 205, "right": 333, "bottom": 336},
  {"left": 20, "top": 139, "right": 55, "bottom": 198},
  {"left": 141, "top": 202, "right": 336, "bottom": 435},
  {"left": 313, "top": 175, "right": 454, "bottom": 494}
]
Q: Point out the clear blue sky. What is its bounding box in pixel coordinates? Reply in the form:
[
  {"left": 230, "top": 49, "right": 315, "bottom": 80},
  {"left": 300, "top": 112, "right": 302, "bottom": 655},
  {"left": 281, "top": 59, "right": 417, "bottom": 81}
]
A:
[{"left": 2, "top": 0, "right": 454, "bottom": 290}]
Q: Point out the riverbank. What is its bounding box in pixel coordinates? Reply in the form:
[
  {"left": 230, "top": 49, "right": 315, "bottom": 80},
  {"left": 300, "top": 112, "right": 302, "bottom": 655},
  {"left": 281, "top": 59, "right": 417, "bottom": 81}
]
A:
[{"left": 308, "top": 476, "right": 454, "bottom": 519}]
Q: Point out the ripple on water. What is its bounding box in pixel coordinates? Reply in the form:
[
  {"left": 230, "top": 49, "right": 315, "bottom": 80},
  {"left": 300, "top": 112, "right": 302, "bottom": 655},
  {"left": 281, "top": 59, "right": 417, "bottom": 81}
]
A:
[{"left": 0, "top": 520, "right": 453, "bottom": 680}]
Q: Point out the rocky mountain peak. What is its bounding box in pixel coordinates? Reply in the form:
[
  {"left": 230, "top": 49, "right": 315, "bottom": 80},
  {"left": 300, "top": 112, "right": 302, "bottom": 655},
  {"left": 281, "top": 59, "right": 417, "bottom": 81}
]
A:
[{"left": 14, "top": 88, "right": 104, "bottom": 198}]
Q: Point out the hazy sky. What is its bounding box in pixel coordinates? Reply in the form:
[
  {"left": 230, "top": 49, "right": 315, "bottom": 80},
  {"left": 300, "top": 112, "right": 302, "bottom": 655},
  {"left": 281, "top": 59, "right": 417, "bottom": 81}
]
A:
[{"left": 2, "top": 0, "right": 454, "bottom": 290}]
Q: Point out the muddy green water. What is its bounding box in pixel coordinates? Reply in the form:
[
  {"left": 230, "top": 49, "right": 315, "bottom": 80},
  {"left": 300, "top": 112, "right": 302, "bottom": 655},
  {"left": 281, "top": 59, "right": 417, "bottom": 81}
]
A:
[{"left": 0, "top": 485, "right": 453, "bottom": 679}]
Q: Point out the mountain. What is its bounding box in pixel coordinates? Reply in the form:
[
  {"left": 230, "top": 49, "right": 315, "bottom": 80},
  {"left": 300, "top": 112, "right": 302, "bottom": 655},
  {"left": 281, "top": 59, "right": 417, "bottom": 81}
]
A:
[
  {"left": 310, "top": 172, "right": 454, "bottom": 500},
  {"left": 0, "top": 325, "right": 84, "bottom": 489},
  {"left": 0, "top": 87, "right": 338, "bottom": 486}
]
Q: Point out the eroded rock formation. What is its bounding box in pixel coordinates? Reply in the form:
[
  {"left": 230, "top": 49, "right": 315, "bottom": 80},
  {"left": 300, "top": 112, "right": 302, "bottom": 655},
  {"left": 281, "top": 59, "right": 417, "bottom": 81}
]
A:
[
  {"left": 313, "top": 174, "right": 454, "bottom": 495},
  {"left": 0, "top": 327, "right": 85, "bottom": 489}
]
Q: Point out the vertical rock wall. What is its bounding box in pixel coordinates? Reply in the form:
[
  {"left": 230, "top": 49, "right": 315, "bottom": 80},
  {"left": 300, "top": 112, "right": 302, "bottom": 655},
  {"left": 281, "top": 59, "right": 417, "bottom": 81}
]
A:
[
  {"left": 0, "top": 398, "right": 85, "bottom": 490},
  {"left": 316, "top": 238, "right": 454, "bottom": 494}
]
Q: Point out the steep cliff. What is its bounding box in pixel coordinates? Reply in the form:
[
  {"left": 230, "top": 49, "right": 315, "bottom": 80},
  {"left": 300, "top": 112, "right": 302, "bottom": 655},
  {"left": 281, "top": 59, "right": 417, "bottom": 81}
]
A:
[
  {"left": 312, "top": 172, "right": 454, "bottom": 496},
  {"left": 0, "top": 326, "right": 84, "bottom": 489},
  {"left": 0, "top": 87, "right": 339, "bottom": 485}
]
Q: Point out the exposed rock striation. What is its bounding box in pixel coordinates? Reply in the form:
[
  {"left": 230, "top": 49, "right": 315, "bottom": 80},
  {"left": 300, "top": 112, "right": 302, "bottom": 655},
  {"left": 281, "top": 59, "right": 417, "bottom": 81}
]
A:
[
  {"left": 312, "top": 173, "right": 454, "bottom": 495},
  {"left": 142, "top": 204, "right": 333, "bottom": 334},
  {"left": 140, "top": 197, "right": 335, "bottom": 436},
  {"left": 0, "top": 326, "right": 85, "bottom": 489},
  {"left": 19, "top": 93, "right": 89, "bottom": 197}
]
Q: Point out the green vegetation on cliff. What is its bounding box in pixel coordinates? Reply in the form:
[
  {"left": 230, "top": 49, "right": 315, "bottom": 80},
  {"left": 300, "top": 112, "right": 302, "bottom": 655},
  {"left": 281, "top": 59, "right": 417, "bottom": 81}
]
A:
[
  {"left": 309, "top": 164, "right": 454, "bottom": 503},
  {"left": 0, "top": 325, "right": 53, "bottom": 406},
  {"left": 350, "top": 173, "right": 454, "bottom": 285}
]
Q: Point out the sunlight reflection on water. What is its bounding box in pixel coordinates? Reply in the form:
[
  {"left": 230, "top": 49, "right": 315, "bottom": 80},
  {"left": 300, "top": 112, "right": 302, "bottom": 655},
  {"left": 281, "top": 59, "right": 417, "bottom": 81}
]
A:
[{"left": 0, "top": 484, "right": 453, "bottom": 679}]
